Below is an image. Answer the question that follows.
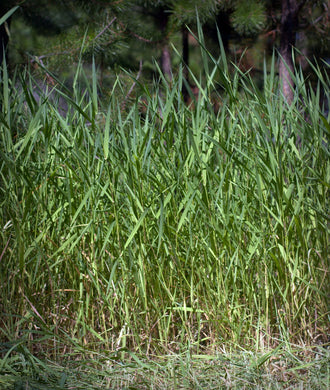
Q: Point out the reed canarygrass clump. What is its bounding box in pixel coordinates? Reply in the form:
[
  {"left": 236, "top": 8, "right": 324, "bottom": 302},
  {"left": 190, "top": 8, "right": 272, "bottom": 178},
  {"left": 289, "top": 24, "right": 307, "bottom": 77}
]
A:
[{"left": 0, "top": 35, "right": 329, "bottom": 374}]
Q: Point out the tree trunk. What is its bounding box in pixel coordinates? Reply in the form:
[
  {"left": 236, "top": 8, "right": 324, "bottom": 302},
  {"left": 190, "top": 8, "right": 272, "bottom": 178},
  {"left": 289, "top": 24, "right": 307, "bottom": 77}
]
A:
[
  {"left": 161, "top": 43, "right": 172, "bottom": 81},
  {"left": 159, "top": 9, "right": 172, "bottom": 82},
  {"left": 279, "top": 0, "right": 301, "bottom": 104}
]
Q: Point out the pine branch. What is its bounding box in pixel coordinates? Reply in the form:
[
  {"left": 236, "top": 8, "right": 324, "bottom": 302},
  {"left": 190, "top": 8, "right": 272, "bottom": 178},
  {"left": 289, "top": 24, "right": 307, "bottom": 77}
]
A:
[{"left": 94, "top": 17, "right": 117, "bottom": 41}]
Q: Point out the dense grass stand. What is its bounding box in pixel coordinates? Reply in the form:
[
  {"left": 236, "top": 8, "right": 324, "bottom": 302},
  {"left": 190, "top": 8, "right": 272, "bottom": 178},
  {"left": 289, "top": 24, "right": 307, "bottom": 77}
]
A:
[{"left": 0, "top": 37, "right": 329, "bottom": 389}]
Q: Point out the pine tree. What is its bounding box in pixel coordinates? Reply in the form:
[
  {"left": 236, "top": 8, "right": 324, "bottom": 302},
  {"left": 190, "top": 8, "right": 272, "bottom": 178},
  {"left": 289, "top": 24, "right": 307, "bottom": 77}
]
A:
[
  {"left": 1, "top": 0, "right": 328, "bottom": 106},
  {"left": 0, "top": 0, "right": 81, "bottom": 68}
]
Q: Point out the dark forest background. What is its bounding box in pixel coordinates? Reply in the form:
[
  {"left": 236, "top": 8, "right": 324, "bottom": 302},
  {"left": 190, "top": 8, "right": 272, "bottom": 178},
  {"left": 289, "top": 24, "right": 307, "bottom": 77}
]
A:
[{"left": 1, "top": 1, "right": 329, "bottom": 104}]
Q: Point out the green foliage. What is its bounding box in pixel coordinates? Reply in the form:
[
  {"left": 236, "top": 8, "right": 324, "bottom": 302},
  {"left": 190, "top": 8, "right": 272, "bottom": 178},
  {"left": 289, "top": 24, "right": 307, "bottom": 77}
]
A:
[
  {"left": 0, "top": 26, "right": 329, "bottom": 388},
  {"left": 171, "top": 0, "right": 220, "bottom": 25},
  {"left": 231, "top": 0, "right": 267, "bottom": 36}
]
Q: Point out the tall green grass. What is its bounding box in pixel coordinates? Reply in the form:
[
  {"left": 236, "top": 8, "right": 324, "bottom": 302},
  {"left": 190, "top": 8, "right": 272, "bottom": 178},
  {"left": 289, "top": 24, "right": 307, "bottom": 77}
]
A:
[{"left": 0, "top": 34, "right": 329, "bottom": 374}]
